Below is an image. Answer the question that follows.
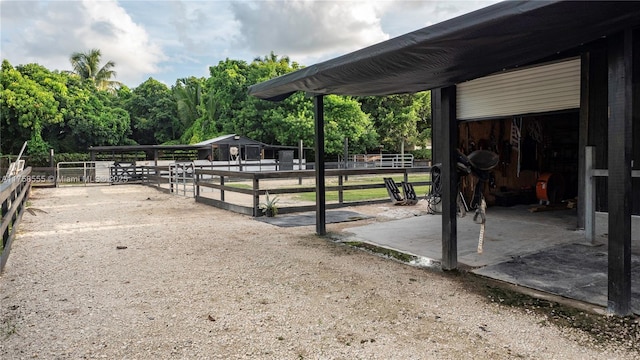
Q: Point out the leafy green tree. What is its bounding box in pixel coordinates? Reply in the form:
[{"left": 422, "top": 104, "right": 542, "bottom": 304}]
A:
[
  {"left": 323, "top": 95, "right": 378, "bottom": 155},
  {"left": 358, "top": 92, "right": 430, "bottom": 153},
  {"left": 410, "top": 91, "right": 432, "bottom": 143},
  {"left": 211, "top": 59, "right": 268, "bottom": 141},
  {"left": 180, "top": 54, "right": 377, "bottom": 155},
  {"left": 42, "top": 73, "right": 130, "bottom": 151},
  {"left": 65, "top": 88, "right": 130, "bottom": 148},
  {"left": 0, "top": 60, "right": 64, "bottom": 156},
  {"left": 1, "top": 59, "right": 130, "bottom": 156},
  {"left": 69, "top": 49, "right": 122, "bottom": 92},
  {"left": 250, "top": 52, "right": 301, "bottom": 83},
  {"left": 126, "top": 78, "right": 180, "bottom": 144}
]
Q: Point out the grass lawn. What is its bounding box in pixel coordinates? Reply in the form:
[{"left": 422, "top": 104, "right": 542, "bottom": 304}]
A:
[
  {"left": 294, "top": 175, "right": 430, "bottom": 202},
  {"left": 218, "top": 174, "right": 431, "bottom": 203}
]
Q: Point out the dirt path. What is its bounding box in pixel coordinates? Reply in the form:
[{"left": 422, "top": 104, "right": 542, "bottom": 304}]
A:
[{"left": 0, "top": 185, "right": 637, "bottom": 359}]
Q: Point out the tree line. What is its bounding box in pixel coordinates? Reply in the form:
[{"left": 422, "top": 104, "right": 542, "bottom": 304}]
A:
[{"left": 1, "top": 50, "right": 431, "bottom": 162}]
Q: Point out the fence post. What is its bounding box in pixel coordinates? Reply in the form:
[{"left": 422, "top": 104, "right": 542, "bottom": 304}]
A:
[
  {"left": 2, "top": 189, "right": 9, "bottom": 247},
  {"left": 338, "top": 174, "right": 344, "bottom": 204},
  {"left": 195, "top": 171, "right": 200, "bottom": 198},
  {"left": 585, "top": 146, "right": 595, "bottom": 243},
  {"left": 220, "top": 175, "right": 225, "bottom": 201},
  {"left": 299, "top": 139, "right": 304, "bottom": 185},
  {"left": 169, "top": 165, "right": 174, "bottom": 193},
  {"left": 253, "top": 176, "right": 260, "bottom": 216},
  {"left": 56, "top": 163, "right": 61, "bottom": 187}
]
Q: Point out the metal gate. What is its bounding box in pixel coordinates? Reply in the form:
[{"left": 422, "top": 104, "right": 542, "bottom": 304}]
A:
[
  {"left": 169, "top": 162, "right": 195, "bottom": 196},
  {"left": 56, "top": 162, "right": 97, "bottom": 186},
  {"left": 110, "top": 162, "right": 142, "bottom": 183}
]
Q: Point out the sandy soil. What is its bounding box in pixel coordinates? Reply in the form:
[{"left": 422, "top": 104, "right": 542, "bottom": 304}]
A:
[{"left": 0, "top": 185, "right": 637, "bottom": 359}]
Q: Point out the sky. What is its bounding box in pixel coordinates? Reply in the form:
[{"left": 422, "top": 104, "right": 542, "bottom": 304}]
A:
[{"left": 1, "top": 0, "right": 501, "bottom": 88}]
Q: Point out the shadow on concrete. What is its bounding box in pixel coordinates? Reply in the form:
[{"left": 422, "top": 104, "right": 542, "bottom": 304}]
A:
[
  {"left": 340, "top": 205, "right": 640, "bottom": 314},
  {"left": 254, "top": 210, "right": 371, "bottom": 227},
  {"left": 473, "top": 242, "right": 640, "bottom": 313}
]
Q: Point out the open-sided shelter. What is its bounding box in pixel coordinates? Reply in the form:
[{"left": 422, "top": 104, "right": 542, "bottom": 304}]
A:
[
  {"left": 89, "top": 134, "right": 298, "bottom": 163},
  {"left": 248, "top": 1, "right": 640, "bottom": 315},
  {"left": 194, "top": 134, "right": 267, "bottom": 162}
]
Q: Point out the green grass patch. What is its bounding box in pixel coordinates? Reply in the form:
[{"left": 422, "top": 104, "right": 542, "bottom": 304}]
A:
[
  {"left": 295, "top": 175, "right": 431, "bottom": 202},
  {"left": 217, "top": 174, "right": 431, "bottom": 203},
  {"left": 2, "top": 319, "right": 17, "bottom": 339}
]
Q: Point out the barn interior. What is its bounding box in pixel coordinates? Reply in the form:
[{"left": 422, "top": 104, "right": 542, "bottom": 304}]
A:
[{"left": 459, "top": 111, "right": 579, "bottom": 211}]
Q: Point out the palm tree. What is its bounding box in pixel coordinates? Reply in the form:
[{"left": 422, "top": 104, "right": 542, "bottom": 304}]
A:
[
  {"left": 69, "top": 49, "right": 122, "bottom": 92},
  {"left": 173, "top": 77, "right": 203, "bottom": 129}
]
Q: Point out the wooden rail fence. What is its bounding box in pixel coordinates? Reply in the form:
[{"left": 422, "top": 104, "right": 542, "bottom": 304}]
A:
[
  {"left": 1, "top": 167, "right": 32, "bottom": 272},
  {"left": 193, "top": 167, "right": 431, "bottom": 217}
]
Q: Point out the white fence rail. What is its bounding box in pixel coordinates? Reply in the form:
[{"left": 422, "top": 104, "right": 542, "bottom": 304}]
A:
[{"left": 347, "top": 153, "right": 414, "bottom": 168}]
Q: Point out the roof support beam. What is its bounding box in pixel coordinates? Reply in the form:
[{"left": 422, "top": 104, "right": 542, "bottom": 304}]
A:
[
  {"left": 606, "top": 29, "right": 634, "bottom": 316},
  {"left": 314, "top": 95, "right": 326, "bottom": 235},
  {"left": 433, "top": 86, "right": 458, "bottom": 270}
]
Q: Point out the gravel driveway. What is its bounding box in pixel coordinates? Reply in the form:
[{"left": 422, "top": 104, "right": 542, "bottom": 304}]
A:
[{"left": 0, "top": 185, "right": 637, "bottom": 359}]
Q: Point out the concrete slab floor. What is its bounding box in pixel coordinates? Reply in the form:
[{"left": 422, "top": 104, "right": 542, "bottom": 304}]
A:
[{"left": 340, "top": 205, "right": 640, "bottom": 314}]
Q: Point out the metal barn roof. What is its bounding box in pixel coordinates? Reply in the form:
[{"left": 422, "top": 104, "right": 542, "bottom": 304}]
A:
[{"left": 194, "top": 134, "right": 267, "bottom": 147}]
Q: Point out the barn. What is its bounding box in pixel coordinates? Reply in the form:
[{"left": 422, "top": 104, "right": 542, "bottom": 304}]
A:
[{"left": 248, "top": 1, "right": 640, "bottom": 315}]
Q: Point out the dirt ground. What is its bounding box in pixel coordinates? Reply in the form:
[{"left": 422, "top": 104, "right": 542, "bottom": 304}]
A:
[{"left": 0, "top": 184, "right": 638, "bottom": 359}]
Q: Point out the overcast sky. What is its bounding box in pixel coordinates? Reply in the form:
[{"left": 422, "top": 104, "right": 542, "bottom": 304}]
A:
[{"left": 1, "top": 0, "right": 501, "bottom": 88}]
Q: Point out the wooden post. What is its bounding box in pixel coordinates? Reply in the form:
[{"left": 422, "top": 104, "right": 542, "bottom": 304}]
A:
[
  {"left": 220, "top": 175, "right": 225, "bottom": 202},
  {"left": 2, "top": 193, "right": 9, "bottom": 247},
  {"left": 52, "top": 149, "right": 58, "bottom": 187},
  {"left": 607, "top": 30, "right": 633, "bottom": 316},
  {"left": 195, "top": 172, "right": 200, "bottom": 198},
  {"left": 338, "top": 175, "right": 344, "bottom": 204},
  {"left": 253, "top": 177, "right": 260, "bottom": 217},
  {"left": 343, "top": 138, "right": 349, "bottom": 182},
  {"left": 299, "top": 139, "right": 303, "bottom": 185},
  {"left": 314, "top": 95, "right": 326, "bottom": 235},
  {"left": 434, "top": 86, "right": 458, "bottom": 270}
]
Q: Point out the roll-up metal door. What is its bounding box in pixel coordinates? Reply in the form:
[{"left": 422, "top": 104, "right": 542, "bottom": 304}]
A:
[{"left": 457, "top": 58, "right": 580, "bottom": 121}]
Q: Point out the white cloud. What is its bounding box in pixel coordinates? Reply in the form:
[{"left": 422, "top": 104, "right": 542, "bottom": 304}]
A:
[
  {"left": 230, "top": 0, "right": 391, "bottom": 64},
  {"left": 380, "top": 1, "right": 502, "bottom": 35},
  {"left": 0, "top": 0, "right": 165, "bottom": 86},
  {"left": 1, "top": 0, "right": 503, "bottom": 87},
  {"left": 118, "top": 0, "right": 245, "bottom": 83},
  {"left": 78, "top": 1, "right": 165, "bottom": 84},
  {"left": 229, "top": 0, "right": 502, "bottom": 65}
]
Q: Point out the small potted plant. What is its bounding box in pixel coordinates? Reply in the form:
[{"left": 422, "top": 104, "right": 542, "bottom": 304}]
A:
[{"left": 260, "top": 191, "right": 279, "bottom": 217}]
